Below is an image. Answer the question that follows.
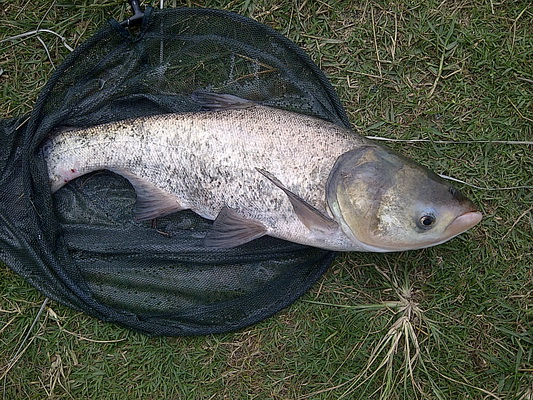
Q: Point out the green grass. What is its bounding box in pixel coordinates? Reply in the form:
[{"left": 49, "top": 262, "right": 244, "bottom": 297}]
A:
[{"left": 1, "top": 0, "right": 532, "bottom": 399}]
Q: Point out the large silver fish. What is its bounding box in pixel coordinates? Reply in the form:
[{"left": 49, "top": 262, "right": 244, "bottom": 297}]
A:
[{"left": 42, "top": 93, "right": 482, "bottom": 252}]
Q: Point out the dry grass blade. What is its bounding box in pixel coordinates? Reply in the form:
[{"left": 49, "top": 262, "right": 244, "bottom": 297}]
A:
[
  {"left": 337, "top": 286, "right": 428, "bottom": 400},
  {"left": 1, "top": 298, "right": 49, "bottom": 381},
  {"left": 0, "top": 29, "right": 74, "bottom": 51}
]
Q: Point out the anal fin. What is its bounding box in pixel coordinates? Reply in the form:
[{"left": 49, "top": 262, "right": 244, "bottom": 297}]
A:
[
  {"left": 110, "top": 168, "right": 185, "bottom": 221},
  {"left": 204, "top": 206, "right": 267, "bottom": 248}
]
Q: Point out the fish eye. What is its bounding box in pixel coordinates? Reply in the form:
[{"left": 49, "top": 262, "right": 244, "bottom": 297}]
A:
[{"left": 418, "top": 214, "right": 436, "bottom": 229}]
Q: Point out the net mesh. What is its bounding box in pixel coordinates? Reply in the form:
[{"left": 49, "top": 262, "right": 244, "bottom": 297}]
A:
[{"left": 0, "top": 7, "right": 350, "bottom": 336}]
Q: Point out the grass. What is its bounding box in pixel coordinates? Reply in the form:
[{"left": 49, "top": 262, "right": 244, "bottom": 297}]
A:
[{"left": 1, "top": 0, "right": 532, "bottom": 399}]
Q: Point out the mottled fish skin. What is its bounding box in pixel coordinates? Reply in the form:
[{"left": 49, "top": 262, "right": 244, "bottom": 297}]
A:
[
  {"left": 43, "top": 103, "right": 481, "bottom": 252},
  {"left": 44, "top": 106, "right": 368, "bottom": 250}
]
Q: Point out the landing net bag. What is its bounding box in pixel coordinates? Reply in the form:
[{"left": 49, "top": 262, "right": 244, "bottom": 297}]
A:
[{"left": 0, "top": 7, "right": 350, "bottom": 336}]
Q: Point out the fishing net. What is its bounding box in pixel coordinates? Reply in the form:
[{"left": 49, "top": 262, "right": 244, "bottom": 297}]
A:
[{"left": 0, "top": 7, "right": 351, "bottom": 336}]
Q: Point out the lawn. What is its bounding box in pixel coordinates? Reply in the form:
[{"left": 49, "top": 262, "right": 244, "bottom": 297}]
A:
[{"left": 1, "top": 1, "right": 531, "bottom": 399}]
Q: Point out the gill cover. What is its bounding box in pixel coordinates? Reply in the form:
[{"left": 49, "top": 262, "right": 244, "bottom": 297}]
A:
[{"left": 327, "top": 146, "right": 481, "bottom": 252}]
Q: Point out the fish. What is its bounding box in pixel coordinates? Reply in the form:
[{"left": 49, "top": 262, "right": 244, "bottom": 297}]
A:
[{"left": 42, "top": 93, "right": 482, "bottom": 252}]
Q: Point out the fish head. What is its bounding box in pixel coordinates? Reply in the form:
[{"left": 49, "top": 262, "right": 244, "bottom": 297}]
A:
[{"left": 327, "top": 146, "right": 482, "bottom": 252}]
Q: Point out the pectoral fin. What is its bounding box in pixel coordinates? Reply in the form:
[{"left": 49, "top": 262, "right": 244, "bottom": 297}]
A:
[
  {"left": 204, "top": 206, "right": 268, "bottom": 248},
  {"left": 256, "top": 168, "right": 339, "bottom": 234},
  {"left": 110, "top": 168, "right": 185, "bottom": 221}
]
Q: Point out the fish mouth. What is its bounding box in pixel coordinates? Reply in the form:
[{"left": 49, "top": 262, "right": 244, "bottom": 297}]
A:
[{"left": 445, "top": 210, "right": 483, "bottom": 237}]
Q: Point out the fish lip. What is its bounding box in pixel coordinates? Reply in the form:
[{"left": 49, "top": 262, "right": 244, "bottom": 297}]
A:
[{"left": 445, "top": 210, "right": 483, "bottom": 237}]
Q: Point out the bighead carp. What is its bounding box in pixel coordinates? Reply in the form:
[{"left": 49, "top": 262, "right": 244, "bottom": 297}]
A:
[{"left": 43, "top": 93, "right": 482, "bottom": 251}]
